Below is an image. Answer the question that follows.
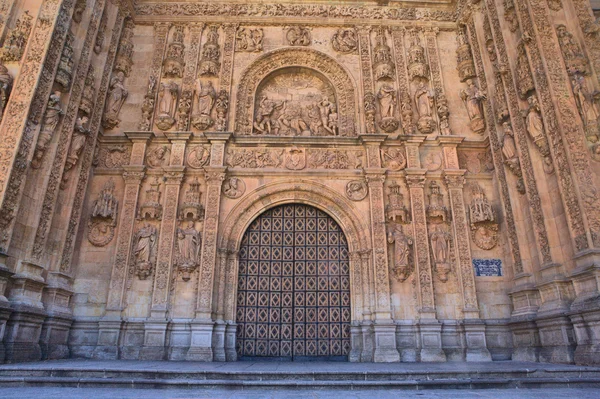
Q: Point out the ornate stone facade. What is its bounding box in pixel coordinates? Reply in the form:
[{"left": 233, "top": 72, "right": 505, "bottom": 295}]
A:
[{"left": 0, "top": 0, "right": 598, "bottom": 366}]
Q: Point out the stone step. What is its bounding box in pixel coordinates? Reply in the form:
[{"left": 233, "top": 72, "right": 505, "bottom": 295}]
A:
[{"left": 0, "top": 376, "right": 600, "bottom": 390}]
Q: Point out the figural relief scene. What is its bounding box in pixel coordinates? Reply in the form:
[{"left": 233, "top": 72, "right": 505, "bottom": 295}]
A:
[{"left": 0, "top": 0, "right": 599, "bottom": 366}]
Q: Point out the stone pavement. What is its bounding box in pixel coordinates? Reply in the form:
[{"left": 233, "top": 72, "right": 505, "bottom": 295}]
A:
[{"left": 0, "top": 387, "right": 599, "bottom": 399}]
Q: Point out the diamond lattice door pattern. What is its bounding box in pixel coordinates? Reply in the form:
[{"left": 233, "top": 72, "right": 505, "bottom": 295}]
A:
[{"left": 236, "top": 204, "right": 351, "bottom": 360}]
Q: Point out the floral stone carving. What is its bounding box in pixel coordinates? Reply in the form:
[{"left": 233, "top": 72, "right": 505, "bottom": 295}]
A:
[
  {"left": 468, "top": 184, "right": 499, "bottom": 250},
  {"left": 387, "top": 223, "right": 413, "bottom": 282},
  {"left": 87, "top": 179, "right": 119, "bottom": 247}
]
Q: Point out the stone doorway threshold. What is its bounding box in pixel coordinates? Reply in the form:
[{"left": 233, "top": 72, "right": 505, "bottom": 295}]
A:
[{"left": 0, "top": 360, "right": 599, "bottom": 390}]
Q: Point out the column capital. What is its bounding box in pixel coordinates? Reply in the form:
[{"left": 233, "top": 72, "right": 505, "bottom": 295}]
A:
[
  {"left": 166, "top": 132, "right": 192, "bottom": 143},
  {"left": 443, "top": 170, "right": 467, "bottom": 189},
  {"left": 125, "top": 131, "right": 154, "bottom": 143},
  {"left": 204, "top": 132, "right": 232, "bottom": 143}
]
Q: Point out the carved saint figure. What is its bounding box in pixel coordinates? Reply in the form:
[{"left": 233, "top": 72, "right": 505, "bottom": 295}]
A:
[
  {"left": 318, "top": 97, "right": 336, "bottom": 135},
  {"left": 133, "top": 224, "right": 157, "bottom": 279},
  {"left": 158, "top": 81, "right": 178, "bottom": 117},
  {"left": 556, "top": 24, "right": 587, "bottom": 74},
  {"left": 195, "top": 80, "right": 216, "bottom": 116},
  {"left": 91, "top": 179, "right": 118, "bottom": 219},
  {"left": 572, "top": 74, "right": 600, "bottom": 142},
  {"left": 103, "top": 71, "right": 128, "bottom": 129},
  {"left": 525, "top": 95, "right": 545, "bottom": 142},
  {"left": 378, "top": 85, "right": 397, "bottom": 118},
  {"left": 65, "top": 115, "right": 91, "bottom": 172},
  {"left": 501, "top": 122, "right": 518, "bottom": 164},
  {"left": 0, "top": 63, "right": 12, "bottom": 123},
  {"left": 254, "top": 96, "right": 284, "bottom": 134},
  {"left": 32, "top": 92, "right": 63, "bottom": 169},
  {"left": 460, "top": 79, "right": 486, "bottom": 134},
  {"left": 387, "top": 224, "right": 413, "bottom": 282},
  {"left": 469, "top": 184, "right": 495, "bottom": 225},
  {"left": 332, "top": 28, "right": 357, "bottom": 53},
  {"left": 414, "top": 81, "right": 434, "bottom": 117},
  {"left": 87, "top": 179, "right": 119, "bottom": 247},
  {"left": 177, "top": 222, "right": 201, "bottom": 267},
  {"left": 430, "top": 224, "right": 450, "bottom": 265},
  {"left": 286, "top": 26, "right": 311, "bottom": 46}
]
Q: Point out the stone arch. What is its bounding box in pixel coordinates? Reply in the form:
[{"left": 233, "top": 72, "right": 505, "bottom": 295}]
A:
[
  {"left": 234, "top": 47, "right": 357, "bottom": 136},
  {"left": 217, "top": 180, "right": 371, "bottom": 322}
]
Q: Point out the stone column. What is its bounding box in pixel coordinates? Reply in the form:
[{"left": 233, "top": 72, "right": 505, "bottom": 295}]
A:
[
  {"left": 357, "top": 26, "right": 376, "bottom": 133},
  {"left": 441, "top": 138, "right": 491, "bottom": 361},
  {"left": 95, "top": 132, "right": 151, "bottom": 359},
  {"left": 187, "top": 132, "right": 230, "bottom": 361},
  {"left": 404, "top": 136, "right": 446, "bottom": 362},
  {"left": 361, "top": 134, "right": 400, "bottom": 362},
  {"left": 0, "top": 253, "right": 14, "bottom": 362},
  {"left": 140, "top": 133, "right": 189, "bottom": 360},
  {"left": 223, "top": 250, "right": 238, "bottom": 362}
]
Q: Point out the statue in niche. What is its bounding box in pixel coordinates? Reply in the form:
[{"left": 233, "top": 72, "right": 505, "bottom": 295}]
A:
[
  {"left": 222, "top": 177, "right": 245, "bottom": 199},
  {"left": 556, "top": 24, "right": 588, "bottom": 75},
  {"left": 430, "top": 224, "right": 451, "bottom": 282},
  {"left": 103, "top": 71, "right": 128, "bottom": 130},
  {"left": 155, "top": 81, "right": 179, "bottom": 131},
  {"left": 377, "top": 85, "right": 399, "bottom": 133},
  {"left": 64, "top": 115, "right": 91, "bottom": 176},
  {"left": 387, "top": 223, "right": 413, "bottom": 282},
  {"left": 87, "top": 179, "right": 119, "bottom": 247},
  {"left": 32, "top": 92, "right": 63, "bottom": 169},
  {"left": 176, "top": 221, "right": 201, "bottom": 281},
  {"left": 0, "top": 11, "right": 33, "bottom": 62},
  {"left": 286, "top": 26, "right": 311, "bottom": 46},
  {"left": 436, "top": 94, "right": 452, "bottom": 136},
  {"left": 501, "top": 122, "right": 518, "bottom": 167},
  {"left": 414, "top": 81, "right": 436, "bottom": 134},
  {"left": 332, "top": 28, "right": 357, "bottom": 54},
  {"left": 460, "top": 79, "right": 487, "bottom": 134},
  {"left": 571, "top": 74, "right": 600, "bottom": 143},
  {"left": 254, "top": 95, "right": 285, "bottom": 135},
  {"left": 236, "top": 27, "right": 264, "bottom": 52},
  {"left": 525, "top": 95, "right": 554, "bottom": 174},
  {"left": 215, "top": 89, "right": 229, "bottom": 132},
  {"left": 133, "top": 223, "right": 157, "bottom": 280},
  {"left": 318, "top": 97, "right": 336, "bottom": 135},
  {"left": 79, "top": 66, "right": 96, "bottom": 116},
  {"left": 191, "top": 79, "right": 216, "bottom": 131},
  {"left": 0, "top": 62, "right": 13, "bottom": 123},
  {"left": 146, "top": 145, "right": 170, "bottom": 168}
]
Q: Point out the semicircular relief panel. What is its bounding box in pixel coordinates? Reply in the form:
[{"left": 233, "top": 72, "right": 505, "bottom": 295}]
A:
[{"left": 253, "top": 67, "right": 338, "bottom": 137}]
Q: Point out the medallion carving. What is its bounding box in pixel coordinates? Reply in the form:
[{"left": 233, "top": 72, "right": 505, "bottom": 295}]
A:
[
  {"left": 381, "top": 147, "right": 407, "bottom": 171},
  {"left": 146, "top": 145, "right": 171, "bottom": 168},
  {"left": 236, "top": 27, "right": 264, "bottom": 52},
  {"left": 346, "top": 180, "right": 368, "bottom": 202},
  {"left": 284, "top": 147, "right": 306, "bottom": 170},
  {"left": 186, "top": 145, "right": 211, "bottom": 169},
  {"left": 97, "top": 145, "right": 130, "bottom": 169},
  {"left": 87, "top": 179, "right": 119, "bottom": 247},
  {"left": 286, "top": 26, "right": 311, "bottom": 46},
  {"left": 332, "top": 28, "right": 357, "bottom": 54},
  {"left": 222, "top": 177, "right": 245, "bottom": 199}
]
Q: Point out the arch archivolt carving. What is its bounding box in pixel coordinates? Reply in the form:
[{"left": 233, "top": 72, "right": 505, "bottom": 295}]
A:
[
  {"left": 217, "top": 179, "right": 372, "bottom": 321},
  {"left": 234, "top": 47, "right": 358, "bottom": 136}
]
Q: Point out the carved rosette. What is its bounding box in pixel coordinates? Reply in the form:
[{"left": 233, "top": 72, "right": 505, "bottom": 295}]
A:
[
  {"left": 87, "top": 179, "right": 119, "bottom": 247},
  {"left": 163, "top": 25, "right": 186, "bottom": 78}
]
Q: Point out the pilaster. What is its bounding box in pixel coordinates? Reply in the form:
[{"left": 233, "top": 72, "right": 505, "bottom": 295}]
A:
[{"left": 0, "top": 253, "right": 13, "bottom": 362}]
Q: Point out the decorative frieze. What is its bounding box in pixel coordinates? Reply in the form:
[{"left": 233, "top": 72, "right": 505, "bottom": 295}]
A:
[
  {"left": 225, "top": 148, "right": 283, "bottom": 169},
  {"left": 307, "top": 149, "right": 364, "bottom": 170}
]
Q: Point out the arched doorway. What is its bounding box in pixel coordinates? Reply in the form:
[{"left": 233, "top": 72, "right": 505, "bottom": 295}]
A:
[{"left": 235, "top": 204, "right": 351, "bottom": 361}]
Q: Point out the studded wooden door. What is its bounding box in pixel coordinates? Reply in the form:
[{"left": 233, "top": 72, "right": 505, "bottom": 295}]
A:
[{"left": 236, "top": 204, "right": 351, "bottom": 361}]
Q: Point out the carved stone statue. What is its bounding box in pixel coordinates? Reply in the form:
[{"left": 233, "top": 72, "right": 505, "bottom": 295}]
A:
[
  {"left": 155, "top": 81, "right": 179, "bottom": 131},
  {"left": 378, "top": 85, "right": 396, "bottom": 119},
  {"left": 176, "top": 221, "right": 201, "bottom": 281},
  {"left": 387, "top": 223, "right": 413, "bottom": 282},
  {"left": 430, "top": 224, "right": 451, "bottom": 282},
  {"left": 103, "top": 71, "right": 128, "bottom": 130},
  {"left": 286, "top": 26, "right": 311, "bottom": 46},
  {"left": 414, "top": 81, "right": 436, "bottom": 134},
  {"left": 571, "top": 74, "right": 600, "bottom": 143},
  {"left": 133, "top": 223, "right": 157, "bottom": 280},
  {"left": 236, "top": 27, "right": 264, "bottom": 52},
  {"left": 87, "top": 179, "right": 119, "bottom": 247},
  {"left": 32, "top": 92, "right": 63, "bottom": 169},
  {"left": 332, "top": 28, "right": 357, "bottom": 53},
  {"left": 191, "top": 79, "right": 216, "bottom": 131},
  {"left": 215, "top": 89, "right": 230, "bottom": 132},
  {"left": 556, "top": 24, "right": 588, "bottom": 75},
  {"left": 64, "top": 115, "right": 91, "bottom": 174},
  {"left": 222, "top": 177, "right": 245, "bottom": 199},
  {"left": 73, "top": 0, "right": 87, "bottom": 23},
  {"left": 253, "top": 96, "right": 285, "bottom": 135},
  {"left": 436, "top": 94, "right": 452, "bottom": 135},
  {"left": 501, "top": 122, "right": 518, "bottom": 167},
  {"left": 524, "top": 95, "right": 553, "bottom": 174},
  {"left": 0, "top": 62, "right": 13, "bottom": 123},
  {"left": 0, "top": 11, "right": 33, "bottom": 62},
  {"left": 79, "top": 66, "right": 96, "bottom": 116},
  {"left": 515, "top": 40, "right": 535, "bottom": 99},
  {"left": 460, "top": 79, "right": 486, "bottom": 134},
  {"left": 318, "top": 97, "right": 336, "bottom": 135}
]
